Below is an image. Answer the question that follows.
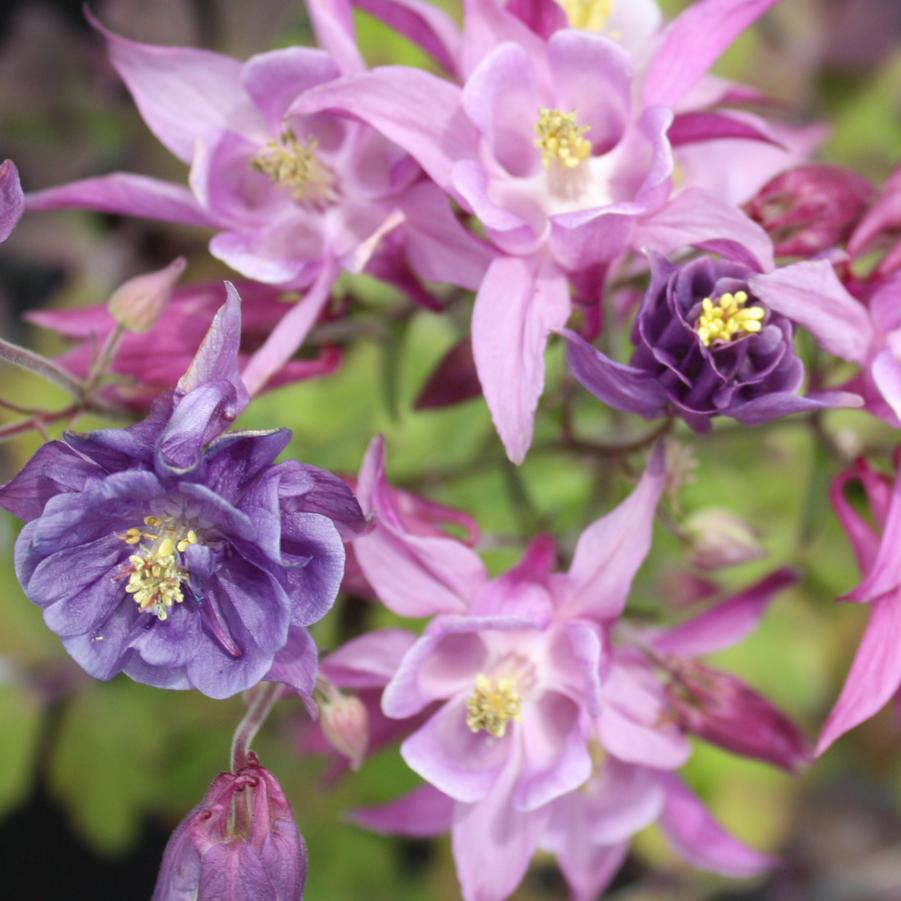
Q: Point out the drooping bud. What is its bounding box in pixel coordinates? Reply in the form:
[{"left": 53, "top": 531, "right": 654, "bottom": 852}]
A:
[
  {"left": 746, "top": 164, "right": 873, "bottom": 257},
  {"left": 683, "top": 508, "right": 765, "bottom": 571},
  {"left": 316, "top": 677, "right": 369, "bottom": 770},
  {"left": 151, "top": 753, "right": 306, "bottom": 901},
  {"left": 666, "top": 661, "right": 809, "bottom": 772},
  {"left": 108, "top": 257, "right": 187, "bottom": 333}
]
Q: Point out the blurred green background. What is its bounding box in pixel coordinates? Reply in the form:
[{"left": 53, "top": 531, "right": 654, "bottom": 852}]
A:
[{"left": 0, "top": 0, "right": 900, "bottom": 898}]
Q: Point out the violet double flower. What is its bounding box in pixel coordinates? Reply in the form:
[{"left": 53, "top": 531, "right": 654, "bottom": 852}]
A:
[
  {"left": 0, "top": 286, "right": 363, "bottom": 699},
  {"left": 566, "top": 253, "right": 865, "bottom": 429}
]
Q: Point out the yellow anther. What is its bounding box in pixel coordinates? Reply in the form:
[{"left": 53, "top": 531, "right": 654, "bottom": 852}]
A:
[
  {"left": 176, "top": 530, "right": 199, "bottom": 553},
  {"left": 122, "top": 528, "right": 143, "bottom": 545},
  {"left": 251, "top": 130, "right": 337, "bottom": 206},
  {"left": 466, "top": 674, "right": 522, "bottom": 739},
  {"left": 695, "top": 290, "right": 766, "bottom": 347},
  {"left": 144, "top": 515, "right": 161, "bottom": 527},
  {"left": 157, "top": 537, "right": 176, "bottom": 558},
  {"left": 535, "top": 108, "right": 592, "bottom": 170},
  {"left": 557, "top": 0, "right": 614, "bottom": 31}
]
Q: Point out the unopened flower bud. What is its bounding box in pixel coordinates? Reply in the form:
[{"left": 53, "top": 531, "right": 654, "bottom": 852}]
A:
[
  {"left": 152, "top": 753, "right": 306, "bottom": 901},
  {"left": 683, "top": 508, "right": 764, "bottom": 570},
  {"left": 667, "top": 661, "right": 808, "bottom": 772},
  {"left": 747, "top": 164, "right": 873, "bottom": 257},
  {"left": 108, "top": 256, "right": 187, "bottom": 333},
  {"left": 317, "top": 679, "right": 369, "bottom": 770}
]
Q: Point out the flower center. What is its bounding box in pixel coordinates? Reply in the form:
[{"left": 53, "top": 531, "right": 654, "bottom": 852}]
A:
[
  {"left": 535, "top": 108, "right": 592, "bottom": 171},
  {"left": 557, "top": 0, "right": 614, "bottom": 31},
  {"left": 695, "top": 291, "right": 766, "bottom": 347},
  {"left": 250, "top": 129, "right": 337, "bottom": 207},
  {"left": 120, "top": 515, "right": 199, "bottom": 621},
  {"left": 466, "top": 673, "right": 523, "bottom": 738}
]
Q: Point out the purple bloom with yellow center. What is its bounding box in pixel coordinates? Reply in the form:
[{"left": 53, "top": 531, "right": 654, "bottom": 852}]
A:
[
  {"left": 0, "top": 285, "right": 364, "bottom": 699},
  {"left": 565, "top": 253, "right": 864, "bottom": 430}
]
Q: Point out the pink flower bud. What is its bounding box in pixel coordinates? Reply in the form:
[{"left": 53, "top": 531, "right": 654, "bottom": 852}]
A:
[
  {"left": 666, "top": 661, "right": 809, "bottom": 772},
  {"left": 108, "top": 257, "right": 187, "bottom": 333},
  {"left": 152, "top": 754, "right": 306, "bottom": 901},
  {"left": 683, "top": 508, "right": 765, "bottom": 570},
  {"left": 318, "top": 683, "right": 369, "bottom": 771},
  {"left": 747, "top": 164, "right": 873, "bottom": 257}
]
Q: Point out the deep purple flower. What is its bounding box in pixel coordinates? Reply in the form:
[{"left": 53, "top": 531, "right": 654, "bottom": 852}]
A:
[
  {"left": 565, "top": 253, "right": 863, "bottom": 430},
  {"left": 0, "top": 286, "right": 364, "bottom": 699},
  {"left": 152, "top": 753, "right": 306, "bottom": 901}
]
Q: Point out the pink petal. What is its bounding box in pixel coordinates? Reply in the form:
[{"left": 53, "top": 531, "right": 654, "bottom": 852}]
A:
[
  {"left": 555, "top": 840, "right": 628, "bottom": 901},
  {"left": 653, "top": 568, "right": 799, "bottom": 658},
  {"left": 849, "top": 467, "right": 901, "bottom": 603},
  {"left": 240, "top": 260, "right": 338, "bottom": 396},
  {"left": 27, "top": 173, "right": 218, "bottom": 227},
  {"left": 321, "top": 628, "right": 418, "bottom": 689},
  {"left": 749, "top": 260, "right": 874, "bottom": 365},
  {"left": 0, "top": 159, "right": 24, "bottom": 243},
  {"left": 668, "top": 111, "right": 785, "bottom": 149},
  {"left": 642, "top": 0, "right": 780, "bottom": 110},
  {"left": 350, "top": 784, "right": 455, "bottom": 837},
  {"left": 401, "top": 696, "right": 512, "bottom": 803},
  {"left": 636, "top": 187, "right": 775, "bottom": 272},
  {"left": 816, "top": 588, "right": 901, "bottom": 755},
  {"left": 353, "top": 437, "right": 487, "bottom": 617},
  {"left": 459, "top": 0, "right": 549, "bottom": 79},
  {"left": 306, "top": 0, "right": 365, "bottom": 75},
  {"left": 562, "top": 444, "right": 666, "bottom": 621},
  {"left": 870, "top": 350, "right": 901, "bottom": 422},
  {"left": 829, "top": 461, "right": 889, "bottom": 575},
  {"left": 86, "top": 9, "right": 262, "bottom": 164},
  {"left": 472, "top": 253, "right": 571, "bottom": 464},
  {"left": 659, "top": 773, "right": 775, "bottom": 876}
]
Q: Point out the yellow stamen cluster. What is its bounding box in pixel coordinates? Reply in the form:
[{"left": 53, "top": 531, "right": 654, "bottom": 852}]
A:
[
  {"left": 695, "top": 291, "right": 766, "bottom": 347},
  {"left": 120, "top": 516, "right": 198, "bottom": 621},
  {"left": 466, "top": 674, "right": 522, "bottom": 739},
  {"left": 558, "top": 0, "right": 614, "bottom": 31},
  {"left": 250, "top": 130, "right": 336, "bottom": 205},
  {"left": 534, "top": 108, "right": 592, "bottom": 170}
]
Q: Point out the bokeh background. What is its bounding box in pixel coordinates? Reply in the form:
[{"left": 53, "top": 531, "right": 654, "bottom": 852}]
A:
[{"left": 0, "top": 0, "right": 900, "bottom": 898}]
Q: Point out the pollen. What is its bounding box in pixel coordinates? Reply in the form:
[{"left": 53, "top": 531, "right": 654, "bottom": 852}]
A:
[
  {"left": 119, "top": 515, "right": 199, "bottom": 621},
  {"left": 466, "top": 674, "right": 522, "bottom": 739},
  {"left": 250, "top": 129, "right": 337, "bottom": 206},
  {"left": 534, "top": 108, "right": 592, "bottom": 171},
  {"left": 557, "top": 0, "right": 614, "bottom": 31},
  {"left": 695, "top": 291, "right": 766, "bottom": 347}
]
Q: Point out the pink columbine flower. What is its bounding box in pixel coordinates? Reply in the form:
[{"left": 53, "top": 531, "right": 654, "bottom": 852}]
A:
[
  {"left": 27, "top": 10, "right": 490, "bottom": 395},
  {"left": 816, "top": 458, "right": 901, "bottom": 754},
  {"left": 283, "top": 0, "right": 805, "bottom": 461}
]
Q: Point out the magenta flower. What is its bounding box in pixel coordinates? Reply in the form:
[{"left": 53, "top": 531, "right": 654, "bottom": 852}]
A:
[
  {"left": 27, "top": 12, "right": 489, "bottom": 395},
  {"left": 0, "top": 286, "right": 364, "bottom": 698},
  {"left": 152, "top": 753, "right": 306, "bottom": 901},
  {"left": 280, "top": 0, "right": 796, "bottom": 461},
  {"left": 564, "top": 253, "right": 865, "bottom": 429},
  {"left": 817, "top": 459, "right": 901, "bottom": 754},
  {"left": 26, "top": 277, "right": 340, "bottom": 409}
]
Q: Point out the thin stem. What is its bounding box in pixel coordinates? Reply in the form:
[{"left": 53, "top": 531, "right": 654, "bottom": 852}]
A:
[
  {"left": 229, "top": 682, "right": 285, "bottom": 771},
  {"left": 0, "top": 337, "right": 86, "bottom": 398},
  {"left": 85, "top": 324, "right": 126, "bottom": 392}
]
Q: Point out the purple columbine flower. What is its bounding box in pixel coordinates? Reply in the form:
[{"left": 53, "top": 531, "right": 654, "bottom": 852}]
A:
[
  {"left": 565, "top": 253, "right": 864, "bottom": 429},
  {"left": 152, "top": 753, "right": 306, "bottom": 901},
  {"left": 0, "top": 286, "right": 364, "bottom": 699}
]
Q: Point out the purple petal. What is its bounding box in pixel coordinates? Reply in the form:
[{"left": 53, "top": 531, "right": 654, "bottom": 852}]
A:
[
  {"left": 472, "top": 253, "right": 571, "bottom": 464},
  {"left": 871, "top": 349, "right": 901, "bottom": 423},
  {"left": 636, "top": 187, "right": 775, "bottom": 272},
  {"left": 749, "top": 260, "right": 874, "bottom": 365},
  {"left": 727, "top": 389, "right": 862, "bottom": 425},
  {"left": 816, "top": 588, "right": 901, "bottom": 755},
  {"left": 276, "top": 461, "right": 365, "bottom": 540},
  {"left": 562, "top": 445, "right": 666, "bottom": 621},
  {"left": 668, "top": 111, "right": 785, "bottom": 149},
  {"left": 659, "top": 772, "right": 775, "bottom": 876},
  {"left": 266, "top": 624, "right": 318, "bottom": 697},
  {"left": 643, "top": 0, "right": 780, "bottom": 110},
  {"left": 321, "top": 629, "right": 418, "bottom": 689},
  {"left": 208, "top": 227, "right": 320, "bottom": 285},
  {"left": 401, "top": 696, "right": 511, "bottom": 803},
  {"left": 27, "top": 173, "right": 219, "bottom": 226},
  {"left": 350, "top": 784, "right": 456, "bottom": 837},
  {"left": 564, "top": 328, "right": 668, "bottom": 418},
  {"left": 87, "top": 9, "right": 262, "bottom": 163},
  {"left": 653, "top": 568, "right": 799, "bottom": 657},
  {"left": 0, "top": 159, "right": 24, "bottom": 242}
]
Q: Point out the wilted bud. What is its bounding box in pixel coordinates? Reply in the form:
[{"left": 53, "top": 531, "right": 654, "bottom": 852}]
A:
[
  {"left": 667, "top": 661, "right": 809, "bottom": 772},
  {"left": 316, "top": 678, "right": 369, "bottom": 770},
  {"left": 747, "top": 164, "right": 873, "bottom": 257},
  {"left": 108, "top": 257, "right": 187, "bottom": 333},
  {"left": 152, "top": 753, "right": 306, "bottom": 901},
  {"left": 683, "top": 508, "right": 765, "bottom": 570}
]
